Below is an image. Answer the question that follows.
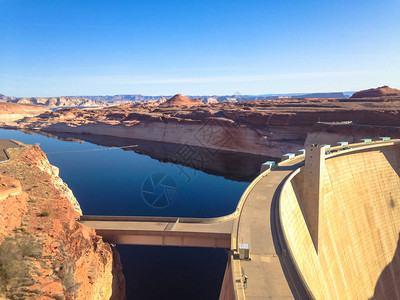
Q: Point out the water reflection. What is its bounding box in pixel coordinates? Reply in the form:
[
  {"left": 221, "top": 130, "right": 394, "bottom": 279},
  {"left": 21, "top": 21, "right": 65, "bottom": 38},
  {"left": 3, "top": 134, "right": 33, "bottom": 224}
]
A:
[{"left": 28, "top": 130, "right": 277, "bottom": 182}]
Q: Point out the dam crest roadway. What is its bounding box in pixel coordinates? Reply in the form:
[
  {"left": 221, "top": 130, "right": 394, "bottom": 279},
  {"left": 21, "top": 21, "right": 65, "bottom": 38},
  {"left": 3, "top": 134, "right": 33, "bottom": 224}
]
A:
[{"left": 80, "top": 138, "right": 400, "bottom": 300}]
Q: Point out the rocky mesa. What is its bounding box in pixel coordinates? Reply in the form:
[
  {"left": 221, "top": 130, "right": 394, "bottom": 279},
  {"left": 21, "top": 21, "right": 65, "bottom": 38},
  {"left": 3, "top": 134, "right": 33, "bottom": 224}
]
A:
[
  {"left": 0, "top": 102, "right": 48, "bottom": 122},
  {"left": 0, "top": 141, "right": 125, "bottom": 299}
]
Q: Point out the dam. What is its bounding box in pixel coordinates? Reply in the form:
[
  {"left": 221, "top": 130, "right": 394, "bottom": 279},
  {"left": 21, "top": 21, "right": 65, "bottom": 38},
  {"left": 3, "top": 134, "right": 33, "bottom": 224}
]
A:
[
  {"left": 2, "top": 135, "right": 399, "bottom": 298},
  {"left": 279, "top": 140, "right": 400, "bottom": 299},
  {"left": 81, "top": 138, "right": 400, "bottom": 299}
]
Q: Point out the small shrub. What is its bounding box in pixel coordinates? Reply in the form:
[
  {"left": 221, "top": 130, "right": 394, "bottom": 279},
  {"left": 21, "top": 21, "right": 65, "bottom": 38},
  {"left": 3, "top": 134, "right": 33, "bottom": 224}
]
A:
[
  {"left": 0, "top": 235, "right": 42, "bottom": 293},
  {"left": 39, "top": 211, "right": 51, "bottom": 217},
  {"left": 32, "top": 289, "right": 43, "bottom": 295},
  {"left": 18, "top": 236, "right": 41, "bottom": 258},
  {"left": 0, "top": 238, "right": 20, "bottom": 265},
  {"left": 57, "top": 260, "right": 81, "bottom": 298},
  {"left": 0, "top": 259, "right": 30, "bottom": 290}
]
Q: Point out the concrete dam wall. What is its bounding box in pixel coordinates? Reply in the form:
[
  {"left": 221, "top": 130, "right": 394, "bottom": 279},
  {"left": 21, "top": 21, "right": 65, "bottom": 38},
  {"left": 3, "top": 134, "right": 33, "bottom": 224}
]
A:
[{"left": 280, "top": 145, "right": 400, "bottom": 299}]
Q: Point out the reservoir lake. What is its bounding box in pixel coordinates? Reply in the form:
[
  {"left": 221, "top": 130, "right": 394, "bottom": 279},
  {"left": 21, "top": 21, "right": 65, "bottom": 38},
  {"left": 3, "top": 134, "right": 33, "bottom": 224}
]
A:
[{"left": 0, "top": 128, "right": 266, "bottom": 299}]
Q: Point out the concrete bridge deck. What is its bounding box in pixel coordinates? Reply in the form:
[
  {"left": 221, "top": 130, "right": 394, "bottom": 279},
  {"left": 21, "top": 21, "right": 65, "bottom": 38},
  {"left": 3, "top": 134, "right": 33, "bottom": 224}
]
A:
[{"left": 80, "top": 216, "right": 233, "bottom": 248}]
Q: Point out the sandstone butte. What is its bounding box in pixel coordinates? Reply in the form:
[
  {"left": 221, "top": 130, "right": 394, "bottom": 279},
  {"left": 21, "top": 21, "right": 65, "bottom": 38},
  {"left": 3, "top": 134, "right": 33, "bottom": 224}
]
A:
[
  {"left": 351, "top": 85, "right": 400, "bottom": 98},
  {"left": 2, "top": 89, "right": 400, "bottom": 158},
  {"left": 0, "top": 142, "right": 125, "bottom": 299},
  {"left": 160, "top": 93, "right": 205, "bottom": 107}
]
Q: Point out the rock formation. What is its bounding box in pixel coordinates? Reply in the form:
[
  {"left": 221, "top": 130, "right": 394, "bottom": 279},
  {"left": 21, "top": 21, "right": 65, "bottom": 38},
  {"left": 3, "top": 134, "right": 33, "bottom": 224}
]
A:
[
  {"left": 161, "top": 94, "right": 206, "bottom": 107},
  {"left": 0, "top": 102, "right": 47, "bottom": 122},
  {"left": 1, "top": 89, "right": 400, "bottom": 158},
  {"left": 351, "top": 85, "right": 400, "bottom": 98},
  {"left": 0, "top": 143, "right": 125, "bottom": 299}
]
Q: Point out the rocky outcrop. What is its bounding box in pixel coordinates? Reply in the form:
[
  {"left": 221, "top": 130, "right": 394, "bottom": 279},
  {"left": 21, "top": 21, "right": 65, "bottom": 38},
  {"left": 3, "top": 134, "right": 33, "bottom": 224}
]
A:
[
  {"left": 3, "top": 92, "right": 400, "bottom": 157},
  {"left": 0, "top": 175, "right": 29, "bottom": 241},
  {"left": 0, "top": 102, "right": 47, "bottom": 122},
  {"left": 28, "top": 146, "right": 82, "bottom": 214},
  {"left": 351, "top": 85, "right": 400, "bottom": 98},
  {"left": 0, "top": 144, "right": 125, "bottom": 299},
  {"left": 305, "top": 122, "right": 400, "bottom": 146},
  {"left": 161, "top": 94, "right": 206, "bottom": 107}
]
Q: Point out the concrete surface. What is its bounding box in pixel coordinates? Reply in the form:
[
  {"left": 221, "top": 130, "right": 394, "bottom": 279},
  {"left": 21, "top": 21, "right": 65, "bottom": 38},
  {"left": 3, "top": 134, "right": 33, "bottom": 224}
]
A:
[
  {"left": 280, "top": 141, "right": 400, "bottom": 299},
  {"left": 80, "top": 218, "right": 233, "bottom": 248},
  {"left": 80, "top": 139, "right": 400, "bottom": 300}
]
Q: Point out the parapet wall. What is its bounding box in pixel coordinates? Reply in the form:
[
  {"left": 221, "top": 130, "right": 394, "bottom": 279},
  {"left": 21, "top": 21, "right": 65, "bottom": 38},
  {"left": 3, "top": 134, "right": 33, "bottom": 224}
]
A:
[{"left": 280, "top": 145, "right": 400, "bottom": 299}]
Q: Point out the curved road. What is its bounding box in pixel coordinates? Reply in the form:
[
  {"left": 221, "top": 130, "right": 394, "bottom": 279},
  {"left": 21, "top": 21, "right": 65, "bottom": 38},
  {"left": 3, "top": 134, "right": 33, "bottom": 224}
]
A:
[
  {"left": 232, "top": 139, "right": 400, "bottom": 299},
  {"left": 232, "top": 156, "right": 307, "bottom": 299}
]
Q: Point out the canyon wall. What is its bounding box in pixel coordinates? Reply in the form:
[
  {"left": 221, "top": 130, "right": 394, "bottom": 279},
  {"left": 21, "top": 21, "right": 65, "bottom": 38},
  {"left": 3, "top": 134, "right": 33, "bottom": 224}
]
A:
[
  {"left": 31, "top": 122, "right": 305, "bottom": 157},
  {"left": 305, "top": 123, "right": 400, "bottom": 146},
  {"left": 0, "top": 113, "right": 42, "bottom": 122},
  {"left": 5, "top": 96, "right": 400, "bottom": 158},
  {"left": 280, "top": 145, "right": 400, "bottom": 299},
  {"left": 0, "top": 145, "right": 125, "bottom": 299},
  {"left": 0, "top": 102, "right": 47, "bottom": 122}
]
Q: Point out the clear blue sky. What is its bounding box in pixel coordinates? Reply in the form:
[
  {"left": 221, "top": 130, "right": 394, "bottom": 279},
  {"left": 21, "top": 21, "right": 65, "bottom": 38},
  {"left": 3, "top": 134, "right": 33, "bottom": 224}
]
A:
[{"left": 1, "top": 0, "right": 399, "bottom": 97}]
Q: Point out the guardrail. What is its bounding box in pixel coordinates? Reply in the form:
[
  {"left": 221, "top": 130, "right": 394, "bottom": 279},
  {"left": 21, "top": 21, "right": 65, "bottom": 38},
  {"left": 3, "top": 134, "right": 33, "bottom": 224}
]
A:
[{"left": 0, "top": 140, "right": 25, "bottom": 164}]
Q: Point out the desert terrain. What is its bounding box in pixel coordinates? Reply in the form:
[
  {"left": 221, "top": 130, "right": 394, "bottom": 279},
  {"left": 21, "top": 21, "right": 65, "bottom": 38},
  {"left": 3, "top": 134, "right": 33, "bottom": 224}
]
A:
[{"left": 1, "top": 87, "right": 400, "bottom": 158}]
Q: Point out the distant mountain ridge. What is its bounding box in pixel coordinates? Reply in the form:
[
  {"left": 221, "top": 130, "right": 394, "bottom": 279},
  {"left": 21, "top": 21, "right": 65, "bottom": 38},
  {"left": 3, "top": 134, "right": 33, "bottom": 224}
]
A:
[
  {"left": 0, "top": 94, "right": 107, "bottom": 107},
  {"left": 65, "top": 91, "right": 352, "bottom": 104},
  {"left": 0, "top": 91, "right": 353, "bottom": 106},
  {"left": 68, "top": 94, "right": 163, "bottom": 102}
]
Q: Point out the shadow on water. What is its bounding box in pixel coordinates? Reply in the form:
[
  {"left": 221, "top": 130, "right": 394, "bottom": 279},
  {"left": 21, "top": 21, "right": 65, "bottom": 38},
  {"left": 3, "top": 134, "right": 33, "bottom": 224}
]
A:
[
  {"left": 117, "top": 245, "right": 228, "bottom": 300},
  {"left": 32, "top": 130, "right": 278, "bottom": 182},
  {"left": 369, "top": 232, "right": 400, "bottom": 300}
]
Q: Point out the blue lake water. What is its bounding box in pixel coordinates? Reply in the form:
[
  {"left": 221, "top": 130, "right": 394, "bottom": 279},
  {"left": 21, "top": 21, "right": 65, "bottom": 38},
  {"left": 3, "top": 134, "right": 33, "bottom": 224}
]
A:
[
  {"left": 0, "top": 129, "right": 248, "bottom": 217},
  {"left": 0, "top": 128, "right": 259, "bottom": 299}
]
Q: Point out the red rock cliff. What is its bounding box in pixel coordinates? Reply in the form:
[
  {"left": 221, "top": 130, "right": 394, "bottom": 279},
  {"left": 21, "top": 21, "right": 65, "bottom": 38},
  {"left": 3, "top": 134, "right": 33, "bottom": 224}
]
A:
[{"left": 0, "top": 144, "right": 125, "bottom": 299}]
